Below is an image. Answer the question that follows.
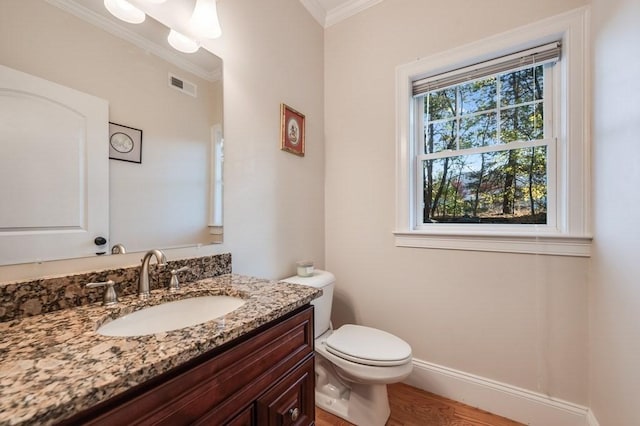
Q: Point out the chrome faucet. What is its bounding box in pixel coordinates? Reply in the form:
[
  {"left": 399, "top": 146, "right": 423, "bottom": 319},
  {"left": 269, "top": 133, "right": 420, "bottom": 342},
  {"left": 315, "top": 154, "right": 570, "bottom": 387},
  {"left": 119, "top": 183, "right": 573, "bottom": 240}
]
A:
[{"left": 138, "top": 249, "right": 167, "bottom": 299}]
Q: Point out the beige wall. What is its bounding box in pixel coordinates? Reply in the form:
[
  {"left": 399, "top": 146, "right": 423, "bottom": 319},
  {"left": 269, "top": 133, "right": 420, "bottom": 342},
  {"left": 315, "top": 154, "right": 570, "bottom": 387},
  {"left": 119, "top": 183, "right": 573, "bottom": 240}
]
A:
[
  {"left": 210, "top": 0, "right": 325, "bottom": 279},
  {"left": 0, "top": 0, "right": 324, "bottom": 281},
  {"left": 324, "top": 0, "right": 589, "bottom": 404},
  {"left": 590, "top": 0, "right": 640, "bottom": 423}
]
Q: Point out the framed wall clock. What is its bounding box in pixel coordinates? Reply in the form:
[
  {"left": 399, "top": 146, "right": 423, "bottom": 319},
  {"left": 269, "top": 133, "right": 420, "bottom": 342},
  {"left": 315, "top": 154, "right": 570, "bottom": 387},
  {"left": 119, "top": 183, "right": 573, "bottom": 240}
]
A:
[{"left": 109, "top": 122, "right": 142, "bottom": 163}]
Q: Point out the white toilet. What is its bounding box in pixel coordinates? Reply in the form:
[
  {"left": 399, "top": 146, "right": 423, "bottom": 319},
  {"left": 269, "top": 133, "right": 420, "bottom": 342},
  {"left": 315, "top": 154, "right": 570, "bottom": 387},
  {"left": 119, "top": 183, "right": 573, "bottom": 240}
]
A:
[{"left": 282, "top": 270, "right": 413, "bottom": 426}]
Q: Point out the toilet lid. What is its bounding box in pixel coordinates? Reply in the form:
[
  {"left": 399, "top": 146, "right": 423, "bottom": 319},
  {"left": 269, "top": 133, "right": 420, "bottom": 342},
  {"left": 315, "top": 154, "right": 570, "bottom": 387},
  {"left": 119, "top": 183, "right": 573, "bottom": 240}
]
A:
[{"left": 325, "top": 325, "right": 412, "bottom": 367}]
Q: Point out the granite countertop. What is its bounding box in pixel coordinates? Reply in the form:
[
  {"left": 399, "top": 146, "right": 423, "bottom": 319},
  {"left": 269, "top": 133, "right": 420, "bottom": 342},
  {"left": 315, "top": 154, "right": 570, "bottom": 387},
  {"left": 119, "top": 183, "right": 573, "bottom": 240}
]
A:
[{"left": 0, "top": 274, "right": 321, "bottom": 426}]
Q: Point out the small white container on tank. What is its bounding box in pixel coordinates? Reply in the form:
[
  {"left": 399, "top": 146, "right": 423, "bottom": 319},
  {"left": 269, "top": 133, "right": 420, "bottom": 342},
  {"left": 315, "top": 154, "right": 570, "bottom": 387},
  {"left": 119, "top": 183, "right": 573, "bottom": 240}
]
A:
[{"left": 296, "top": 260, "right": 314, "bottom": 277}]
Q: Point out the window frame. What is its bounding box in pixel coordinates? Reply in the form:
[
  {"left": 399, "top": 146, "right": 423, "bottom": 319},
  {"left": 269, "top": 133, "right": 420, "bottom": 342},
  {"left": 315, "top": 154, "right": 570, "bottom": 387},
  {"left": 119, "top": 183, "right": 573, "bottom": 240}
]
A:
[{"left": 394, "top": 7, "right": 591, "bottom": 257}]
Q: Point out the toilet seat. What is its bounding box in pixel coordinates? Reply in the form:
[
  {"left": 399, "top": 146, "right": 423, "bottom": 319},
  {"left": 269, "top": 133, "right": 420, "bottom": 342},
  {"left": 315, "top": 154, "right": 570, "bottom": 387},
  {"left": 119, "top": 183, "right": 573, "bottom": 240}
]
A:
[{"left": 325, "top": 325, "right": 412, "bottom": 367}]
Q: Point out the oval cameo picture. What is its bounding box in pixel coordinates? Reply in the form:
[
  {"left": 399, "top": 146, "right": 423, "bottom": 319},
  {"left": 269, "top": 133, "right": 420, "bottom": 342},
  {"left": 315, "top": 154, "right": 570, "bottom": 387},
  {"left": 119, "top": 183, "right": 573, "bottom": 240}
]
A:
[{"left": 287, "top": 118, "right": 300, "bottom": 145}]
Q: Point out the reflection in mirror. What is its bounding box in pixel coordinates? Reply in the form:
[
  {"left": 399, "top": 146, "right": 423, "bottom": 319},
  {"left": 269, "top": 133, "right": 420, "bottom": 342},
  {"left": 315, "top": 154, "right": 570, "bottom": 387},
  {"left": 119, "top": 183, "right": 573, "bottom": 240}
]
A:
[{"left": 0, "top": 0, "right": 223, "bottom": 266}]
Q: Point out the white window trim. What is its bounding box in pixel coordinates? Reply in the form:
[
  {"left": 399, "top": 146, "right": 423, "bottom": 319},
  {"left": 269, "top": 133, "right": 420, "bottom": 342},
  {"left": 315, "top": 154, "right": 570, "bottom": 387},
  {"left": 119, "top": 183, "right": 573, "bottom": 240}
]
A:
[
  {"left": 209, "top": 123, "right": 223, "bottom": 235},
  {"left": 395, "top": 7, "right": 591, "bottom": 257}
]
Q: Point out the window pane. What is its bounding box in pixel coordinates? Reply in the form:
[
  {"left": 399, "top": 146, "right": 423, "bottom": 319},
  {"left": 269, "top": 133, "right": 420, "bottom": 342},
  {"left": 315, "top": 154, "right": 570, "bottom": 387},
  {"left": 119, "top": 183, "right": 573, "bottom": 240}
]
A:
[
  {"left": 425, "top": 119, "right": 456, "bottom": 153},
  {"left": 427, "top": 88, "right": 456, "bottom": 120},
  {"left": 460, "top": 77, "right": 496, "bottom": 114},
  {"left": 534, "top": 65, "right": 544, "bottom": 100},
  {"left": 500, "top": 65, "right": 543, "bottom": 106},
  {"left": 460, "top": 112, "right": 497, "bottom": 149},
  {"left": 501, "top": 103, "right": 543, "bottom": 142},
  {"left": 422, "top": 146, "right": 547, "bottom": 224}
]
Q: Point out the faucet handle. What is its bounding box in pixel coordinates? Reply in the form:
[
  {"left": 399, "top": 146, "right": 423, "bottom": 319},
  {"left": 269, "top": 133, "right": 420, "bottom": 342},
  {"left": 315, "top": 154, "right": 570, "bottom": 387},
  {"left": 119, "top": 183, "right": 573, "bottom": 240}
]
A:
[
  {"left": 169, "top": 267, "right": 190, "bottom": 292},
  {"left": 86, "top": 280, "right": 118, "bottom": 306}
]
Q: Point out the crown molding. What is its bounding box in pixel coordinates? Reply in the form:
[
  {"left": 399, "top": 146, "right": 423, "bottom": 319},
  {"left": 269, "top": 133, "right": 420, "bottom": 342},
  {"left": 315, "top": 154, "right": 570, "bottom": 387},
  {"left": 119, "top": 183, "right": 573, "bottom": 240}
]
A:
[
  {"left": 44, "top": 0, "right": 221, "bottom": 82},
  {"left": 325, "top": 0, "right": 384, "bottom": 27},
  {"left": 299, "top": 0, "right": 384, "bottom": 28}
]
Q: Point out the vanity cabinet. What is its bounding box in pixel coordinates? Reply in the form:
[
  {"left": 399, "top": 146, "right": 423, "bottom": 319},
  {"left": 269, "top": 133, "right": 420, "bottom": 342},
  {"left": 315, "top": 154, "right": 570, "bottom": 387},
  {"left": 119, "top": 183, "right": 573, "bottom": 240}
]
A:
[{"left": 60, "top": 305, "right": 315, "bottom": 426}]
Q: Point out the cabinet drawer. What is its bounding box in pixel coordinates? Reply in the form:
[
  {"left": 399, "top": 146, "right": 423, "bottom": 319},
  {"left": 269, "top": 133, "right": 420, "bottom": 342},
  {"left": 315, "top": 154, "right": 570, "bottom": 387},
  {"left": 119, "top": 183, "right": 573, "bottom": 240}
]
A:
[
  {"left": 256, "top": 357, "right": 315, "bottom": 426},
  {"left": 224, "top": 404, "right": 254, "bottom": 426},
  {"left": 64, "top": 306, "right": 314, "bottom": 425}
]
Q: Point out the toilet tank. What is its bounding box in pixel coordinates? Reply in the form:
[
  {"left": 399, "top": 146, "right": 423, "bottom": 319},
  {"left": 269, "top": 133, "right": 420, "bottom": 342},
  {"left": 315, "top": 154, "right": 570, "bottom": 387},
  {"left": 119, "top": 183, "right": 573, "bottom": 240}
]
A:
[{"left": 281, "top": 270, "right": 335, "bottom": 338}]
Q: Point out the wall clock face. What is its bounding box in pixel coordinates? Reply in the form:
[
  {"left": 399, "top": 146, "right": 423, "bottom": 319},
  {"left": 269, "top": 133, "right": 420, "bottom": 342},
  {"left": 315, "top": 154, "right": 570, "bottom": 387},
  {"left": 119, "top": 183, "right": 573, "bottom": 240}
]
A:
[{"left": 110, "top": 132, "right": 134, "bottom": 153}]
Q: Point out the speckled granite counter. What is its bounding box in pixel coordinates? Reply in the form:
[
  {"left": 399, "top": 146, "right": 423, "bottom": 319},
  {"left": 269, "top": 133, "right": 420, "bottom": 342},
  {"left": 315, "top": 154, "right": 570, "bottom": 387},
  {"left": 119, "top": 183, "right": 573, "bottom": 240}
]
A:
[{"left": 0, "top": 274, "right": 321, "bottom": 426}]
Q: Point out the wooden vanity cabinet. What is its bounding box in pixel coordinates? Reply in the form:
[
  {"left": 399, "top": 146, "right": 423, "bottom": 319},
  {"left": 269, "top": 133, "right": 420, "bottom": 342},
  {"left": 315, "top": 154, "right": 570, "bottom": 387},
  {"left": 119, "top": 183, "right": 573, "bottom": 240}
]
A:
[{"left": 60, "top": 305, "right": 315, "bottom": 426}]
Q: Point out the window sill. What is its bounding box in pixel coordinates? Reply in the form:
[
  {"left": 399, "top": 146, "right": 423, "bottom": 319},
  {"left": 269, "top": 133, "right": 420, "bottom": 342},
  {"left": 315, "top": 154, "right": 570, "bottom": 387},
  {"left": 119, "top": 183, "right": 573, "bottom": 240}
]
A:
[{"left": 393, "top": 231, "right": 592, "bottom": 257}]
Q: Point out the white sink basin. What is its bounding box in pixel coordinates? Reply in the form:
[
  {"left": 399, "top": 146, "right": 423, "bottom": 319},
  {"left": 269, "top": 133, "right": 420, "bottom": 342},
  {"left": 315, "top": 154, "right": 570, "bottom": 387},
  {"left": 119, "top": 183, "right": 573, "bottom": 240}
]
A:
[{"left": 97, "top": 296, "right": 246, "bottom": 337}]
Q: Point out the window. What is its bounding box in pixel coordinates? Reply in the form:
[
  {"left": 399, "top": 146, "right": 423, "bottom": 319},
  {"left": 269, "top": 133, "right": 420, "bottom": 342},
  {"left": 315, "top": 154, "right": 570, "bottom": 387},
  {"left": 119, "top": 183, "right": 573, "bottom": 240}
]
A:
[
  {"left": 395, "top": 9, "right": 590, "bottom": 256},
  {"left": 416, "top": 44, "right": 558, "bottom": 227}
]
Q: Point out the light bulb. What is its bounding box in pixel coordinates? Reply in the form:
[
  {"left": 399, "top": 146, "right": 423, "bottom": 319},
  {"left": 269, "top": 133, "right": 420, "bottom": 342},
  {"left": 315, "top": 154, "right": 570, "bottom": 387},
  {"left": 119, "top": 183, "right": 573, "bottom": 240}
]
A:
[
  {"left": 189, "top": 0, "right": 222, "bottom": 39},
  {"left": 167, "top": 29, "right": 200, "bottom": 53},
  {"left": 103, "top": 0, "right": 145, "bottom": 24}
]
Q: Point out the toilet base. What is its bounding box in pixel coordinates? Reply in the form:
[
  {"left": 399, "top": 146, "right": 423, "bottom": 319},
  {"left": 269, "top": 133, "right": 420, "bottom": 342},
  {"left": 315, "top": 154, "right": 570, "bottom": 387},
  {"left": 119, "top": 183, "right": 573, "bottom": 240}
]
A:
[{"left": 315, "top": 381, "right": 391, "bottom": 426}]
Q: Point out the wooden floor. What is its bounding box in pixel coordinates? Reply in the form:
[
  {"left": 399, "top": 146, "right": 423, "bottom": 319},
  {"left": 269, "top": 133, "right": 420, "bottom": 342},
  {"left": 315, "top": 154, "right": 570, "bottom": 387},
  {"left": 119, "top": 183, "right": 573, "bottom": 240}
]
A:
[{"left": 315, "top": 383, "right": 524, "bottom": 426}]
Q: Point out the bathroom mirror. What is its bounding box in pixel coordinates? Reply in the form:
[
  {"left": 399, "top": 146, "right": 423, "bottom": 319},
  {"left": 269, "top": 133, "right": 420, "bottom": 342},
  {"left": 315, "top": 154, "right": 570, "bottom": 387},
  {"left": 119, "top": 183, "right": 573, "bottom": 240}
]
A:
[{"left": 0, "top": 0, "right": 223, "bottom": 266}]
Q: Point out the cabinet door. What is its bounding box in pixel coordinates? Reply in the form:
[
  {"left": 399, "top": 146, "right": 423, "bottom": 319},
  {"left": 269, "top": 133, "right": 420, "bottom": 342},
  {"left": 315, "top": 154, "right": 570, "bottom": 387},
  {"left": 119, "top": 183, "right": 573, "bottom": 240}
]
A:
[{"left": 256, "top": 357, "right": 315, "bottom": 426}]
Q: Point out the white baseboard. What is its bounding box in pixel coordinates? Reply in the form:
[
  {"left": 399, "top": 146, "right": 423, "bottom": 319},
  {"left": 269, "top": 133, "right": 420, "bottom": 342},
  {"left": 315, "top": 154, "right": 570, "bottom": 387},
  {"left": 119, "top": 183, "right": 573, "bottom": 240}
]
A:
[{"left": 405, "top": 358, "right": 592, "bottom": 426}]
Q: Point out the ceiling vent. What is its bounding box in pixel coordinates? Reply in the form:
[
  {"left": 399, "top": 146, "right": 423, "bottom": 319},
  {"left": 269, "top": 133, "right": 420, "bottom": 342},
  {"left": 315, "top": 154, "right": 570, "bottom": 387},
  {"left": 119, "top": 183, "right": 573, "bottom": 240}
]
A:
[{"left": 168, "top": 73, "right": 197, "bottom": 97}]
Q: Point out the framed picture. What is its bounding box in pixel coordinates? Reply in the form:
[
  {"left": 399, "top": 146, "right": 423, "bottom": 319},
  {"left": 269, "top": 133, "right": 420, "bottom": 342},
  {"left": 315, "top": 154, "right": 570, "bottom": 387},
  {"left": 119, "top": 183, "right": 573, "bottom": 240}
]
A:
[
  {"left": 280, "top": 103, "right": 305, "bottom": 156},
  {"left": 109, "top": 122, "right": 142, "bottom": 163}
]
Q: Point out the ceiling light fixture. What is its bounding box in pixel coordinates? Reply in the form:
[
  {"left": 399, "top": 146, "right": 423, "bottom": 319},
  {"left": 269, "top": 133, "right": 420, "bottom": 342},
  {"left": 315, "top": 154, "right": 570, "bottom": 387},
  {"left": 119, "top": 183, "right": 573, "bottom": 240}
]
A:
[
  {"left": 143, "top": 0, "right": 168, "bottom": 3},
  {"left": 167, "top": 29, "right": 200, "bottom": 53},
  {"left": 189, "top": 0, "right": 222, "bottom": 39},
  {"left": 103, "top": 0, "right": 145, "bottom": 24}
]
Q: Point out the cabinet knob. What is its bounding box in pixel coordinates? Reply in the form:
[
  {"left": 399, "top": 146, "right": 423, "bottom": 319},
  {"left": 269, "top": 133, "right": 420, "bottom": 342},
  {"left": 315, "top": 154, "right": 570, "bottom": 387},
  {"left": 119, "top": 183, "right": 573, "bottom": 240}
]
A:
[{"left": 289, "top": 407, "right": 299, "bottom": 421}]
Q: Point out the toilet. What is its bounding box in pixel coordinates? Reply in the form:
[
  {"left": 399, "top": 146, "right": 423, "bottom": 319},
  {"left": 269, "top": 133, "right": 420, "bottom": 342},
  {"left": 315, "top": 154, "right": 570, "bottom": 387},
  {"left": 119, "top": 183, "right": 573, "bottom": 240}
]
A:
[{"left": 282, "top": 270, "right": 413, "bottom": 426}]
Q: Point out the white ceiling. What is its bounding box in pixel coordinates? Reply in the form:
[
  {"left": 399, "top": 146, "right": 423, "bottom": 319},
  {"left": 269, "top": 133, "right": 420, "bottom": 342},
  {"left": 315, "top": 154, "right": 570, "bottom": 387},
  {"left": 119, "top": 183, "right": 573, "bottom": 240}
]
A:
[{"left": 299, "top": 0, "right": 385, "bottom": 28}]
